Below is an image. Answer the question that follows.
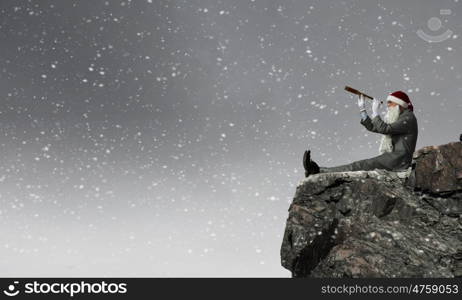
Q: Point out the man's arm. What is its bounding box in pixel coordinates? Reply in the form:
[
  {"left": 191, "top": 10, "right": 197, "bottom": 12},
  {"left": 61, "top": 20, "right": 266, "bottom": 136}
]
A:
[
  {"left": 361, "top": 114, "right": 412, "bottom": 135},
  {"left": 360, "top": 115, "right": 378, "bottom": 132}
]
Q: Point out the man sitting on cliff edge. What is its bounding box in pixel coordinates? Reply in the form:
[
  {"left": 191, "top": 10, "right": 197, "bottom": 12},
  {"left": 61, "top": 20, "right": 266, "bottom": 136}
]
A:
[{"left": 304, "top": 91, "right": 418, "bottom": 177}]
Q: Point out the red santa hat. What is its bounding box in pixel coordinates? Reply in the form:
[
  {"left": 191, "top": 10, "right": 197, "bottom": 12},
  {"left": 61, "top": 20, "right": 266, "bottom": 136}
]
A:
[{"left": 386, "top": 91, "right": 413, "bottom": 111}]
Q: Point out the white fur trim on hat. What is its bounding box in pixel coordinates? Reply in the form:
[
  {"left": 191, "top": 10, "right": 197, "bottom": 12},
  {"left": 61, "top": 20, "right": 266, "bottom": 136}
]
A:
[{"left": 386, "top": 95, "right": 408, "bottom": 108}]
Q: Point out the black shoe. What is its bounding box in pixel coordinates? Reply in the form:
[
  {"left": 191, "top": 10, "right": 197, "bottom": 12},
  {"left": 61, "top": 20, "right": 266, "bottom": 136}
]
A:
[
  {"left": 303, "top": 150, "right": 310, "bottom": 173},
  {"left": 303, "top": 150, "right": 320, "bottom": 178}
]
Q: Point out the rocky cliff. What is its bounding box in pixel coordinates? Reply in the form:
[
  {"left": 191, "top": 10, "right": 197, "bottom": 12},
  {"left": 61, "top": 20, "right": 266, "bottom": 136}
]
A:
[{"left": 280, "top": 141, "right": 462, "bottom": 277}]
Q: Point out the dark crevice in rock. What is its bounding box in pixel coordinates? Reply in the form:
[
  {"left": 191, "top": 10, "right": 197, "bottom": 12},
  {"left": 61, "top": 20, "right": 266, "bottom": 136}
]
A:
[
  {"left": 292, "top": 218, "right": 339, "bottom": 277},
  {"left": 312, "top": 178, "right": 350, "bottom": 196},
  {"left": 374, "top": 196, "right": 396, "bottom": 218},
  {"left": 418, "top": 189, "right": 462, "bottom": 199},
  {"left": 338, "top": 207, "right": 351, "bottom": 217}
]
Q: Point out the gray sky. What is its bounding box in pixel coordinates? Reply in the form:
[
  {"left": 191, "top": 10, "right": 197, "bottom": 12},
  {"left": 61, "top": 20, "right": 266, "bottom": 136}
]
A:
[{"left": 0, "top": 0, "right": 461, "bottom": 277}]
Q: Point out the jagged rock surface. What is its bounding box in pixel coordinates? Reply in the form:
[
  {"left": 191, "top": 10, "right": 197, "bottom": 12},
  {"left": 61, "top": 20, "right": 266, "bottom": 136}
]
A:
[
  {"left": 281, "top": 142, "right": 462, "bottom": 278},
  {"left": 407, "top": 142, "right": 462, "bottom": 194}
]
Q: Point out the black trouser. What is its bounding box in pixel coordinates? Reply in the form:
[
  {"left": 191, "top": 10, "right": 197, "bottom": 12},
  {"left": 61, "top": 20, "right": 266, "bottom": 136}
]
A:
[
  {"left": 318, "top": 150, "right": 413, "bottom": 174},
  {"left": 319, "top": 157, "right": 393, "bottom": 173}
]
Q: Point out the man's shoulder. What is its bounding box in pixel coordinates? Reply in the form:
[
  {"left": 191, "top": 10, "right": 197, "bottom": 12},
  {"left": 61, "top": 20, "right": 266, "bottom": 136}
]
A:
[
  {"left": 397, "top": 109, "right": 418, "bottom": 130},
  {"left": 401, "top": 109, "right": 417, "bottom": 121}
]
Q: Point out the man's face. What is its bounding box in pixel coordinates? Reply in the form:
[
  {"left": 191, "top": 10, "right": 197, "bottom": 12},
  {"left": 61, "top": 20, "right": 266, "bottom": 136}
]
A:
[
  {"left": 387, "top": 101, "right": 403, "bottom": 112},
  {"left": 387, "top": 101, "right": 397, "bottom": 108}
]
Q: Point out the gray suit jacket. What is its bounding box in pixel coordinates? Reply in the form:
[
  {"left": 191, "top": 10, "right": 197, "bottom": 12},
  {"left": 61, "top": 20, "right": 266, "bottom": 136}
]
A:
[{"left": 320, "top": 109, "right": 418, "bottom": 172}]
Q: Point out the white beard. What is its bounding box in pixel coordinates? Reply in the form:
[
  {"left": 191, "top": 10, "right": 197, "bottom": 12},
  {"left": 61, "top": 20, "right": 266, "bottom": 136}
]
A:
[{"left": 379, "top": 105, "right": 401, "bottom": 154}]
